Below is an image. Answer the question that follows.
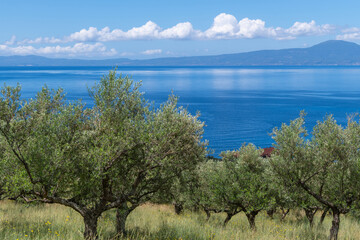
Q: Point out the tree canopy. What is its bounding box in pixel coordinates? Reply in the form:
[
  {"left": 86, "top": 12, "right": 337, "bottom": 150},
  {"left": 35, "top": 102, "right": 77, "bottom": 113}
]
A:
[
  {"left": 0, "top": 70, "right": 207, "bottom": 239},
  {"left": 270, "top": 112, "right": 360, "bottom": 240}
]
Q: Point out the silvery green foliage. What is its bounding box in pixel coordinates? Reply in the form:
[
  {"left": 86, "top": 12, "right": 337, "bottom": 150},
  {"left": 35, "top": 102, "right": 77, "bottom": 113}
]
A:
[
  {"left": 0, "top": 70, "right": 207, "bottom": 239},
  {"left": 193, "top": 144, "right": 273, "bottom": 228},
  {"left": 271, "top": 112, "right": 360, "bottom": 239},
  {"left": 271, "top": 112, "right": 360, "bottom": 212},
  {"left": 220, "top": 144, "right": 273, "bottom": 213}
]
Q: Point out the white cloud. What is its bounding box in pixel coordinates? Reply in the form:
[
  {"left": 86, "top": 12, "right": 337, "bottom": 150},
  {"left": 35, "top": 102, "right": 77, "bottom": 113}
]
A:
[
  {"left": 13, "top": 37, "right": 63, "bottom": 45},
  {"left": 67, "top": 27, "right": 123, "bottom": 42},
  {"left": 8, "top": 13, "right": 338, "bottom": 45},
  {"left": 127, "top": 21, "right": 161, "bottom": 39},
  {"left": 282, "top": 20, "right": 333, "bottom": 37},
  {"left": 203, "top": 14, "right": 276, "bottom": 39},
  {"left": 237, "top": 18, "right": 276, "bottom": 38},
  {"left": 203, "top": 15, "right": 331, "bottom": 40},
  {"left": 336, "top": 27, "right": 360, "bottom": 40},
  {"left": 159, "top": 22, "right": 197, "bottom": 39},
  {"left": 67, "top": 27, "right": 105, "bottom": 42},
  {"left": 24, "top": 37, "right": 63, "bottom": 44},
  {"left": 0, "top": 43, "right": 117, "bottom": 57},
  {"left": 65, "top": 21, "right": 192, "bottom": 42},
  {"left": 204, "top": 13, "right": 239, "bottom": 39},
  {"left": 337, "top": 33, "right": 360, "bottom": 40},
  {"left": 64, "top": 21, "right": 161, "bottom": 42},
  {"left": 141, "top": 49, "right": 162, "bottom": 55}
]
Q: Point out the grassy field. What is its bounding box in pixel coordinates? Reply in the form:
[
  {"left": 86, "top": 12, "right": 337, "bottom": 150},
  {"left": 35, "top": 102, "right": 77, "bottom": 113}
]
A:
[{"left": 0, "top": 200, "right": 360, "bottom": 240}]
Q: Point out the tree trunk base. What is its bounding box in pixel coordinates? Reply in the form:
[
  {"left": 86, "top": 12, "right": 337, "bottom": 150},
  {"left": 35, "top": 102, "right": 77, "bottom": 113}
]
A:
[
  {"left": 319, "top": 207, "right": 329, "bottom": 225},
  {"left": 83, "top": 214, "right": 99, "bottom": 240},
  {"left": 204, "top": 209, "right": 211, "bottom": 221},
  {"left": 116, "top": 202, "right": 136, "bottom": 237},
  {"left": 280, "top": 208, "right": 290, "bottom": 221},
  {"left": 246, "top": 211, "right": 259, "bottom": 231},
  {"left": 116, "top": 207, "right": 130, "bottom": 237},
  {"left": 174, "top": 202, "right": 183, "bottom": 215},
  {"left": 267, "top": 209, "right": 275, "bottom": 219},
  {"left": 329, "top": 209, "right": 340, "bottom": 240},
  {"left": 304, "top": 207, "right": 318, "bottom": 228},
  {"left": 223, "top": 212, "right": 234, "bottom": 226}
]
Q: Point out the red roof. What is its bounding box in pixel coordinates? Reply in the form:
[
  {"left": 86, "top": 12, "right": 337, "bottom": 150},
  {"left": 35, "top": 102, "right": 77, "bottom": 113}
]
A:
[{"left": 261, "top": 147, "right": 274, "bottom": 158}]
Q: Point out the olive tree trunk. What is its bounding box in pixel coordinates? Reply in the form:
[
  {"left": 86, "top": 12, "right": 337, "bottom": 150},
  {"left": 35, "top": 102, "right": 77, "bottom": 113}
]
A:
[
  {"left": 280, "top": 208, "right": 290, "bottom": 221},
  {"left": 116, "top": 202, "right": 137, "bottom": 237},
  {"left": 204, "top": 208, "right": 211, "bottom": 221},
  {"left": 266, "top": 208, "right": 276, "bottom": 219},
  {"left": 304, "top": 207, "right": 318, "bottom": 228},
  {"left": 319, "top": 207, "right": 329, "bottom": 225},
  {"left": 329, "top": 208, "right": 340, "bottom": 240},
  {"left": 83, "top": 212, "right": 100, "bottom": 240},
  {"left": 223, "top": 212, "right": 234, "bottom": 226},
  {"left": 116, "top": 208, "right": 130, "bottom": 236},
  {"left": 174, "top": 202, "right": 184, "bottom": 215},
  {"left": 245, "top": 210, "right": 259, "bottom": 231}
]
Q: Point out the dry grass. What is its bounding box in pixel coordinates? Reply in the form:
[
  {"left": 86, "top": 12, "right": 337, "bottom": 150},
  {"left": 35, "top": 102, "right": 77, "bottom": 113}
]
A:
[{"left": 0, "top": 200, "right": 360, "bottom": 239}]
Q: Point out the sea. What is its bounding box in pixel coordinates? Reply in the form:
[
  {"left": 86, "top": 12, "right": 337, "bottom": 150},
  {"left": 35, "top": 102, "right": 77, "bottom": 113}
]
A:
[{"left": 1, "top": 66, "right": 360, "bottom": 156}]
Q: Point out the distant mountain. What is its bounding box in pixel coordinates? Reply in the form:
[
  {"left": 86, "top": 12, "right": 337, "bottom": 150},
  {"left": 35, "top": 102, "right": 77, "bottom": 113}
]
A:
[
  {"left": 1, "top": 40, "right": 360, "bottom": 66},
  {"left": 0, "top": 55, "right": 132, "bottom": 66}
]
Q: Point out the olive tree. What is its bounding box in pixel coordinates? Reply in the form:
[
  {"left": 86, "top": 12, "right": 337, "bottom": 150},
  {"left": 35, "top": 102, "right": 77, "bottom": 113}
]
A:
[
  {"left": 158, "top": 159, "right": 222, "bottom": 220},
  {"left": 183, "top": 160, "right": 225, "bottom": 221},
  {"left": 219, "top": 144, "right": 274, "bottom": 230},
  {"left": 195, "top": 159, "right": 239, "bottom": 225},
  {"left": 269, "top": 170, "right": 322, "bottom": 226},
  {"left": 271, "top": 112, "right": 360, "bottom": 240},
  {"left": 267, "top": 170, "right": 295, "bottom": 220},
  {"left": 0, "top": 138, "right": 8, "bottom": 199},
  {"left": 0, "top": 70, "right": 207, "bottom": 239},
  {"left": 160, "top": 167, "right": 204, "bottom": 215},
  {"left": 198, "top": 144, "right": 273, "bottom": 229},
  {"left": 110, "top": 93, "right": 207, "bottom": 236}
]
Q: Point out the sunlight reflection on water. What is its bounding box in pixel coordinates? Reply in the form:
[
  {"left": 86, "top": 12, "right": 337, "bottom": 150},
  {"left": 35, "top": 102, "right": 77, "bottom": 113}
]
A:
[{"left": 2, "top": 66, "right": 360, "bottom": 155}]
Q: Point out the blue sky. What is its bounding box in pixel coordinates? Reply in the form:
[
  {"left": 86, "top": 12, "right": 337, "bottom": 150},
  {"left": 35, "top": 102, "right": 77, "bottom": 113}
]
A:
[{"left": 1, "top": 0, "right": 360, "bottom": 59}]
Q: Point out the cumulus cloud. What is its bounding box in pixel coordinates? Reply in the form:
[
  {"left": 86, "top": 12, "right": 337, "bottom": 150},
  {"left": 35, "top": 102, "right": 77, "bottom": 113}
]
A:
[
  {"left": 0, "top": 43, "right": 117, "bottom": 57},
  {"left": 141, "top": 49, "right": 162, "bottom": 55},
  {"left": 7, "top": 13, "right": 337, "bottom": 45},
  {"left": 203, "top": 14, "right": 276, "bottom": 39},
  {"left": 20, "top": 37, "right": 63, "bottom": 44},
  {"left": 127, "top": 21, "right": 161, "bottom": 39},
  {"left": 64, "top": 21, "right": 193, "bottom": 42},
  {"left": 67, "top": 27, "right": 105, "bottom": 42},
  {"left": 336, "top": 27, "right": 360, "bottom": 40},
  {"left": 204, "top": 13, "right": 240, "bottom": 39},
  {"left": 0, "top": 14, "right": 343, "bottom": 58},
  {"left": 337, "top": 33, "right": 360, "bottom": 40},
  {"left": 159, "top": 22, "right": 198, "bottom": 39},
  {"left": 238, "top": 18, "right": 276, "bottom": 38},
  {"left": 281, "top": 20, "right": 333, "bottom": 38},
  {"left": 67, "top": 27, "right": 122, "bottom": 42},
  {"left": 203, "top": 14, "right": 332, "bottom": 40}
]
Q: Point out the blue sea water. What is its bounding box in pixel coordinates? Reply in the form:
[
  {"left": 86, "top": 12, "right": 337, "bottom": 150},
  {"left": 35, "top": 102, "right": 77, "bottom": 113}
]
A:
[{"left": 1, "top": 66, "right": 360, "bottom": 156}]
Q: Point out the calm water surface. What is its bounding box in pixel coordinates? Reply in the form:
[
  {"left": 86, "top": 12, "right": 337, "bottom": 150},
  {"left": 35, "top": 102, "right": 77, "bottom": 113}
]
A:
[{"left": 1, "top": 66, "right": 360, "bottom": 155}]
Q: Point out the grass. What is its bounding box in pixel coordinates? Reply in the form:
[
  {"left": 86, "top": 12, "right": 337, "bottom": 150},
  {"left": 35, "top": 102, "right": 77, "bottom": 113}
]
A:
[{"left": 1, "top": 200, "right": 360, "bottom": 239}]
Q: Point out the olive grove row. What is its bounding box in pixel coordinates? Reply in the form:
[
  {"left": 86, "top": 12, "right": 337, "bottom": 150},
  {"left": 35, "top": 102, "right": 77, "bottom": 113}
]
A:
[
  {"left": 0, "top": 70, "right": 359, "bottom": 240},
  {"left": 172, "top": 111, "right": 360, "bottom": 240}
]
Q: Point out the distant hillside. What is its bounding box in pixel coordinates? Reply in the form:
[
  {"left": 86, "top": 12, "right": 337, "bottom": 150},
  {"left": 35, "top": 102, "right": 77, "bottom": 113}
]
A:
[
  {"left": 1, "top": 40, "right": 360, "bottom": 66},
  {"left": 0, "top": 55, "right": 132, "bottom": 67}
]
